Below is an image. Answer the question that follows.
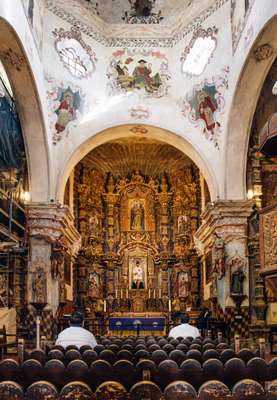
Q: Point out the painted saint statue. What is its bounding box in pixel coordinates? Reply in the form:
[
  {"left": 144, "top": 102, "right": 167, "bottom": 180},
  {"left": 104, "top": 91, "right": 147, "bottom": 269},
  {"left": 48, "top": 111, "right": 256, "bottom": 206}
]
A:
[
  {"left": 130, "top": 201, "right": 145, "bottom": 231},
  {"left": 132, "top": 260, "right": 144, "bottom": 289}
]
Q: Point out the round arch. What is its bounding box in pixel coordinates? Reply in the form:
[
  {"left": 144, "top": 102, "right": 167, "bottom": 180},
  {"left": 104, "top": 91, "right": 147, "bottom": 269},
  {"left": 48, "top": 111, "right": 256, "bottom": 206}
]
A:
[
  {"left": 56, "top": 124, "right": 219, "bottom": 203},
  {"left": 0, "top": 17, "right": 50, "bottom": 202},
  {"left": 224, "top": 15, "right": 277, "bottom": 200}
]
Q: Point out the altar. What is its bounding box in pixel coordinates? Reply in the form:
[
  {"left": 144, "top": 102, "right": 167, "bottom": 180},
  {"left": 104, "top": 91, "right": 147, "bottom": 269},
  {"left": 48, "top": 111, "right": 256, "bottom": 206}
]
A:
[{"left": 108, "top": 315, "right": 166, "bottom": 336}]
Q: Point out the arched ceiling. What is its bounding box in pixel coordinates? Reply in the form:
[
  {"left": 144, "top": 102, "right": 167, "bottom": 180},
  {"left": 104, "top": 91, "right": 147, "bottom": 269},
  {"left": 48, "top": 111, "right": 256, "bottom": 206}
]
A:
[
  {"left": 80, "top": 137, "right": 194, "bottom": 177},
  {"left": 48, "top": 0, "right": 217, "bottom": 40}
]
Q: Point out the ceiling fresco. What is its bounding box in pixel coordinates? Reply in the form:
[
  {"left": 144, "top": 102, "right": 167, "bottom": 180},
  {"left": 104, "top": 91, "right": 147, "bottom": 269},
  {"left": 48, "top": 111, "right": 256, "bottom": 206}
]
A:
[
  {"left": 79, "top": 0, "right": 194, "bottom": 25},
  {"left": 47, "top": 0, "right": 224, "bottom": 45},
  {"left": 80, "top": 137, "right": 193, "bottom": 177}
]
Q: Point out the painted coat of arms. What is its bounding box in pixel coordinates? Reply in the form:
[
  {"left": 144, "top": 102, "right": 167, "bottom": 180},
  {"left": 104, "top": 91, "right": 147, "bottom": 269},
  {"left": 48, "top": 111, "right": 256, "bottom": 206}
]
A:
[
  {"left": 178, "top": 67, "right": 229, "bottom": 148},
  {"left": 45, "top": 74, "right": 85, "bottom": 143},
  {"left": 107, "top": 49, "right": 171, "bottom": 98}
]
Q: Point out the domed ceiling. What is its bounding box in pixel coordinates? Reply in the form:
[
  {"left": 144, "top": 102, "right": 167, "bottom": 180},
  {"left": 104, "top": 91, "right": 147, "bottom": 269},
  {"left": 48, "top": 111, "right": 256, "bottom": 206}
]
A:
[
  {"left": 80, "top": 137, "right": 194, "bottom": 177},
  {"left": 47, "top": 0, "right": 218, "bottom": 40}
]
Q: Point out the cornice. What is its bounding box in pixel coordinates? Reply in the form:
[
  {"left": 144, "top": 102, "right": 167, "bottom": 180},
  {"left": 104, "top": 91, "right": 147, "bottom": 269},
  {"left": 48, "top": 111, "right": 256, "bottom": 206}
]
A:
[{"left": 27, "top": 203, "right": 81, "bottom": 255}]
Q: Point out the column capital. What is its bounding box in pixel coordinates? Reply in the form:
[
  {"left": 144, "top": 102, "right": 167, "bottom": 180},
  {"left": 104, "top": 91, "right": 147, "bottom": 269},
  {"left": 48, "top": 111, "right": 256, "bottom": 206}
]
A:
[
  {"left": 195, "top": 200, "right": 254, "bottom": 249},
  {"left": 27, "top": 203, "right": 81, "bottom": 256}
]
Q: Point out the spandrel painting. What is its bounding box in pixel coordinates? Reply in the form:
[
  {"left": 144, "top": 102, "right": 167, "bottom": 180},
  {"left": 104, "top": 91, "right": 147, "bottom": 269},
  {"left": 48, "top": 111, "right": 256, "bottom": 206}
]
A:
[
  {"left": 178, "top": 66, "right": 229, "bottom": 148},
  {"left": 45, "top": 74, "right": 85, "bottom": 144},
  {"left": 21, "top": 0, "right": 44, "bottom": 56},
  {"left": 107, "top": 49, "right": 171, "bottom": 98},
  {"left": 231, "top": 0, "right": 255, "bottom": 53}
]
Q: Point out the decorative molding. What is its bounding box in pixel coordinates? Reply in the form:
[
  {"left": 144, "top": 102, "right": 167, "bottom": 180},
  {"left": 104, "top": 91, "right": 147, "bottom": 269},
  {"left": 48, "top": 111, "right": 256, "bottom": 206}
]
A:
[
  {"left": 45, "top": 0, "right": 229, "bottom": 48},
  {"left": 53, "top": 27, "right": 97, "bottom": 78},
  {"left": 130, "top": 125, "right": 148, "bottom": 135},
  {"left": 180, "top": 26, "right": 218, "bottom": 77},
  {"left": 0, "top": 48, "right": 24, "bottom": 71},
  {"left": 253, "top": 43, "right": 274, "bottom": 62},
  {"left": 129, "top": 106, "right": 151, "bottom": 120},
  {"left": 27, "top": 204, "right": 81, "bottom": 256}
]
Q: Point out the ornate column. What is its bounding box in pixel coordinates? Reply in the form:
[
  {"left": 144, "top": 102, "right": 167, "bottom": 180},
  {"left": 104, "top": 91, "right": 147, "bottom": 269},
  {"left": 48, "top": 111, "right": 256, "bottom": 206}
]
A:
[
  {"left": 26, "top": 204, "right": 81, "bottom": 338},
  {"left": 195, "top": 200, "right": 253, "bottom": 337},
  {"left": 156, "top": 175, "right": 172, "bottom": 255}
]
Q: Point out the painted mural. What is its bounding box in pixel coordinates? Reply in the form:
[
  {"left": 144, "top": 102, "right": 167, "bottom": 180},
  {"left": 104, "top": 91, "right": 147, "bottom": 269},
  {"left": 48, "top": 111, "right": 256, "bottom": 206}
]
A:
[
  {"left": 230, "top": 0, "right": 255, "bottom": 53},
  {"left": 45, "top": 74, "right": 85, "bottom": 143},
  {"left": 178, "top": 66, "right": 229, "bottom": 148},
  {"left": 107, "top": 49, "right": 171, "bottom": 98},
  {"left": 21, "top": 0, "right": 44, "bottom": 56},
  {"left": 180, "top": 26, "right": 218, "bottom": 77},
  {"left": 53, "top": 28, "right": 97, "bottom": 79},
  {"left": 129, "top": 106, "right": 151, "bottom": 120}
]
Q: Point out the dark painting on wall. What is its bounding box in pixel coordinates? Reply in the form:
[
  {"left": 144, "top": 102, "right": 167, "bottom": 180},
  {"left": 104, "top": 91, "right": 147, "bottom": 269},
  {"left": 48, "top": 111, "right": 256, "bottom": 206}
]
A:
[
  {"left": 205, "top": 251, "right": 213, "bottom": 283},
  {"left": 64, "top": 255, "right": 71, "bottom": 285}
]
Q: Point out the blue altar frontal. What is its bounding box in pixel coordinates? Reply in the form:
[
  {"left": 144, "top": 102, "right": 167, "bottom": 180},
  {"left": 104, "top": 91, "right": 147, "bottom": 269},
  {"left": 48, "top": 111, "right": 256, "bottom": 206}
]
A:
[{"left": 109, "top": 317, "right": 166, "bottom": 334}]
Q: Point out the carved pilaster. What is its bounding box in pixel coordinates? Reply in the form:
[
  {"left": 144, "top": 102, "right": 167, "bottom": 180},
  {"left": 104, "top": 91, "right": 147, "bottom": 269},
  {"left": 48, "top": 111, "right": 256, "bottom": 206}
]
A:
[
  {"left": 103, "top": 194, "right": 120, "bottom": 254},
  {"left": 156, "top": 192, "right": 171, "bottom": 254},
  {"left": 195, "top": 200, "right": 254, "bottom": 311},
  {"left": 26, "top": 204, "right": 81, "bottom": 314}
]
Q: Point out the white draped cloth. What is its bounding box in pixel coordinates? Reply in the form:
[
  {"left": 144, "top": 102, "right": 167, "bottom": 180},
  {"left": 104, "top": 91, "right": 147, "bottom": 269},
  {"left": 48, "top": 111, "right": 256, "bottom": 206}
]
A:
[
  {"left": 168, "top": 323, "right": 200, "bottom": 339},
  {"left": 55, "top": 326, "right": 97, "bottom": 349}
]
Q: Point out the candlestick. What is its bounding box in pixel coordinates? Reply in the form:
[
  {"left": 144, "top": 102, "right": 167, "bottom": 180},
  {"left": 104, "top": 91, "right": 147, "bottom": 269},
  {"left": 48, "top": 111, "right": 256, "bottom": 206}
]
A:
[
  {"left": 115, "top": 289, "right": 118, "bottom": 298},
  {"left": 126, "top": 288, "right": 128, "bottom": 298}
]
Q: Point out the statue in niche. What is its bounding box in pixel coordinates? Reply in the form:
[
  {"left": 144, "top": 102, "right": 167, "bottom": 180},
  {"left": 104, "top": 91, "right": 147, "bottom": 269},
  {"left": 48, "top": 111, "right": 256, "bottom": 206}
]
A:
[
  {"left": 130, "top": 201, "right": 144, "bottom": 231},
  {"left": 88, "top": 272, "right": 101, "bottom": 298},
  {"left": 132, "top": 170, "right": 144, "bottom": 184},
  {"left": 177, "top": 215, "right": 189, "bottom": 235},
  {"left": 148, "top": 177, "right": 158, "bottom": 192},
  {"left": 231, "top": 267, "right": 245, "bottom": 295},
  {"left": 178, "top": 271, "right": 189, "bottom": 298},
  {"left": 88, "top": 213, "right": 99, "bottom": 239},
  {"left": 32, "top": 267, "right": 47, "bottom": 303},
  {"left": 0, "top": 274, "right": 8, "bottom": 307},
  {"left": 161, "top": 175, "right": 168, "bottom": 192},
  {"left": 131, "top": 260, "right": 145, "bottom": 289},
  {"left": 212, "top": 233, "right": 225, "bottom": 279}
]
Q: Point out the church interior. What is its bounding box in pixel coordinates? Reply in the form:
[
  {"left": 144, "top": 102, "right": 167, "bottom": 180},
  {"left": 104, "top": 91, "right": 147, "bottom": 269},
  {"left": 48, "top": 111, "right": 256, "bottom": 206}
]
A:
[{"left": 0, "top": 0, "right": 276, "bottom": 398}]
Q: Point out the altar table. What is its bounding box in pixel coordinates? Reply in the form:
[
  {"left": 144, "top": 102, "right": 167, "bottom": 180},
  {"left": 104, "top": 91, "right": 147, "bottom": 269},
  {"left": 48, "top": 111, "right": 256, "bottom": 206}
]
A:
[{"left": 109, "top": 316, "right": 166, "bottom": 336}]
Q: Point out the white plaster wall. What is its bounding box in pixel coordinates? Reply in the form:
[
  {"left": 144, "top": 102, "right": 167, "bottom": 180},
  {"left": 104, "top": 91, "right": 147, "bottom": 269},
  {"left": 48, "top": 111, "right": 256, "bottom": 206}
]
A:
[
  {"left": 1, "top": 0, "right": 276, "bottom": 204},
  {"left": 0, "top": 0, "right": 53, "bottom": 202}
]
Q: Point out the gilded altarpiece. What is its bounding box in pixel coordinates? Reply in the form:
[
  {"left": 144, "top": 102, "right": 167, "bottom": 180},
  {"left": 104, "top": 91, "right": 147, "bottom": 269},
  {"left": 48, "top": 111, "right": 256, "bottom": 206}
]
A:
[{"left": 75, "top": 166, "right": 200, "bottom": 317}]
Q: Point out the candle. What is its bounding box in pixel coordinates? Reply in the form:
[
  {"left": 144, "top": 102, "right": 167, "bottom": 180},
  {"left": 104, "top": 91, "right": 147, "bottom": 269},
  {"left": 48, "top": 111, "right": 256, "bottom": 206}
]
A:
[
  {"left": 120, "top": 289, "right": 123, "bottom": 299},
  {"left": 103, "top": 300, "right": 107, "bottom": 313},
  {"left": 159, "top": 289, "right": 162, "bottom": 298},
  {"left": 148, "top": 289, "right": 151, "bottom": 298},
  {"left": 153, "top": 289, "right": 156, "bottom": 299},
  {"left": 126, "top": 288, "right": 128, "bottom": 298},
  {"left": 168, "top": 299, "right": 172, "bottom": 312},
  {"left": 115, "top": 289, "right": 118, "bottom": 298}
]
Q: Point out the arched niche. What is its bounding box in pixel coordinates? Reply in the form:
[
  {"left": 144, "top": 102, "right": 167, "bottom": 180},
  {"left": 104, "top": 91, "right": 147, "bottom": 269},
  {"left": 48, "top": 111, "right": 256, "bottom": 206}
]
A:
[
  {"left": 56, "top": 124, "right": 218, "bottom": 203},
  {"left": 224, "top": 15, "right": 277, "bottom": 200},
  {"left": 0, "top": 17, "right": 50, "bottom": 202}
]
